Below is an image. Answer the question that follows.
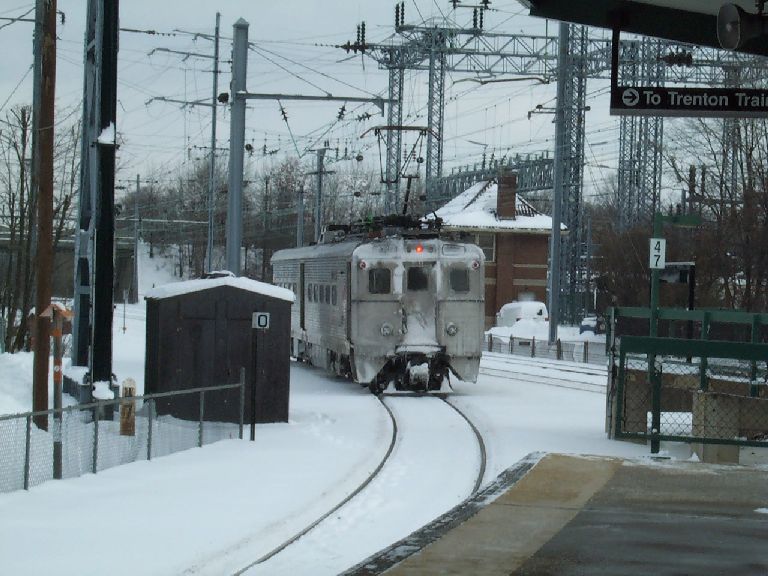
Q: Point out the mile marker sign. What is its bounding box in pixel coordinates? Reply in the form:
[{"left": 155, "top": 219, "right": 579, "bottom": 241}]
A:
[
  {"left": 650, "top": 238, "right": 666, "bottom": 270},
  {"left": 252, "top": 312, "right": 270, "bottom": 330}
]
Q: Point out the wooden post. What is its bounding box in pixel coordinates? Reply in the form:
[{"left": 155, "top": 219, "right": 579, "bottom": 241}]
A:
[
  {"left": 41, "top": 303, "right": 71, "bottom": 479},
  {"left": 120, "top": 378, "right": 136, "bottom": 436}
]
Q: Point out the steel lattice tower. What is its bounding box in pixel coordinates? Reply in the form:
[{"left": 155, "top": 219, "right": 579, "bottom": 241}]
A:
[
  {"left": 617, "top": 37, "right": 666, "bottom": 230},
  {"left": 560, "top": 24, "right": 589, "bottom": 325}
]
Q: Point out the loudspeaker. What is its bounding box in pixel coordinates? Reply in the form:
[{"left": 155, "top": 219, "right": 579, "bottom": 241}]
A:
[{"left": 717, "top": 3, "right": 768, "bottom": 50}]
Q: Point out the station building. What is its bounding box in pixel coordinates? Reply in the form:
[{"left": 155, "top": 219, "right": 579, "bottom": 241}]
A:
[{"left": 433, "top": 171, "right": 562, "bottom": 328}]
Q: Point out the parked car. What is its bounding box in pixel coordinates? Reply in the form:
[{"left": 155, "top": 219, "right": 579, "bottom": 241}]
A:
[
  {"left": 579, "top": 314, "right": 606, "bottom": 334},
  {"left": 496, "top": 300, "right": 548, "bottom": 327}
]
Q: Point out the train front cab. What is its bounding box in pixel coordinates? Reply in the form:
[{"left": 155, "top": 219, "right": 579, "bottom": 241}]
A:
[{"left": 350, "top": 239, "right": 484, "bottom": 392}]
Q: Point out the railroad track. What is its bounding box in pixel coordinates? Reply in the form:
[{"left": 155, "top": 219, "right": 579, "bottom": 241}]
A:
[
  {"left": 231, "top": 393, "right": 487, "bottom": 575},
  {"left": 483, "top": 351, "right": 608, "bottom": 378},
  {"left": 479, "top": 363, "right": 607, "bottom": 394}
]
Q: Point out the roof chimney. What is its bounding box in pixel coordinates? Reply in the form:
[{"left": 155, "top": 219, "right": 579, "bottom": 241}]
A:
[{"left": 497, "top": 168, "right": 517, "bottom": 219}]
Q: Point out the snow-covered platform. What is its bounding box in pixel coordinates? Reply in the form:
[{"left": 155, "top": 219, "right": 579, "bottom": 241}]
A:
[{"left": 347, "top": 453, "right": 768, "bottom": 575}]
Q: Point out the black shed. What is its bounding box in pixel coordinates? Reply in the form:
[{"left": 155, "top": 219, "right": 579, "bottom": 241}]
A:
[{"left": 144, "top": 276, "right": 294, "bottom": 423}]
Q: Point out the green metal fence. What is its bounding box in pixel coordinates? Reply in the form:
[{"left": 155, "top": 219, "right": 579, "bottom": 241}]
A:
[{"left": 609, "top": 336, "right": 768, "bottom": 450}]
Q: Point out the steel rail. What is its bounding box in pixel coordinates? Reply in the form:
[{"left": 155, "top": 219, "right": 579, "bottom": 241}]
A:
[
  {"left": 230, "top": 395, "right": 398, "bottom": 575},
  {"left": 440, "top": 397, "right": 487, "bottom": 495}
]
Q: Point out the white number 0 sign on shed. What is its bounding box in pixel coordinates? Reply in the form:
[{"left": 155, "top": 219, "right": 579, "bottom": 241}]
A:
[{"left": 252, "top": 312, "right": 270, "bottom": 330}]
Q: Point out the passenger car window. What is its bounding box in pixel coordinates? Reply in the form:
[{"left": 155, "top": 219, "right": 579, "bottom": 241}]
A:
[
  {"left": 324, "top": 285, "right": 330, "bottom": 304},
  {"left": 407, "top": 266, "right": 429, "bottom": 291},
  {"left": 307, "top": 284, "right": 313, "bottom": 302},
  {"left": 369, "top": 268, "right": 391, "bottom": 294},
  {"left": 331, "top": 285, "right": 337, "bottom": 305},
  {"left": 450, "top": 268, "right": 470, "bottom": 293}
]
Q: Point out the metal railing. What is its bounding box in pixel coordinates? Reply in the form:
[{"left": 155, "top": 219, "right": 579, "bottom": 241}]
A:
[
  {"left": 610, "top": 336, "right": 768, "bottom": 449},
  {"left": 485, "top": 334, "right": 609, "bottom": 366},
  {"left": 0, "top": 376, "right": 245, "bottom": 493}
]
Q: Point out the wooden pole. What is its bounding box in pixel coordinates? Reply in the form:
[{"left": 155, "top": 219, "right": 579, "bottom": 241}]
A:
[{"left": 32, "top": 0, "right": 57, "bottom": 429}]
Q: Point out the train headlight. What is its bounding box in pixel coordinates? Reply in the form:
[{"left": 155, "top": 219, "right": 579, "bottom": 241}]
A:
[
  {"left": 471, "top": 259, "right": 480, "bottom": 270},
  {"left": 381, "top": 322, "right": 394, "bottom": 336},
  {"left": 446, "top": 322, "right": 459, "bottom": 336},
  {"left": 359, "top": 260, "right": 367, "bottom": 270}
]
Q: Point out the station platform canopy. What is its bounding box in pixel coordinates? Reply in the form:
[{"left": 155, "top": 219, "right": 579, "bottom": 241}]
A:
[{"left": 518, "top": 0, "right": 768, "bottom": 56}]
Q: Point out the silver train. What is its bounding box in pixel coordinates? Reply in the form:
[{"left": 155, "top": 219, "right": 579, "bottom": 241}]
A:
[{"left": 271, "top": 221, "right": 485, "bottom": 393}]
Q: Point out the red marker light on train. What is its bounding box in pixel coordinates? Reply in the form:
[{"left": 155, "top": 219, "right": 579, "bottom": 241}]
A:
[{"left": 415, "top": 244, "right": 424, "bottom": 253}]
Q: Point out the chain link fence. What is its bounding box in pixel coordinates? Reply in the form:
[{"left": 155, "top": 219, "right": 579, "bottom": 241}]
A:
[
  {"left": 612, "top": 337, "right": 768, "bottom": 448},
  {"left": 0, "top": 378, "right": 245, "bottom": 494},
  {"left": 485, "top": 334, "right": 609, "bottom": 366}
]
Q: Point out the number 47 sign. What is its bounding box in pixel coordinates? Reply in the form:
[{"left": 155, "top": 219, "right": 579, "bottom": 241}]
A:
[{"left": 649, "top": 238, "right": 666, "bottom": 270}]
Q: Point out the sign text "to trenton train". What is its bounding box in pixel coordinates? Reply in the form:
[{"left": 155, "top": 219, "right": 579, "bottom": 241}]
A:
[{"left": 610, "top": 86, "right": 768, "bottom": 118}]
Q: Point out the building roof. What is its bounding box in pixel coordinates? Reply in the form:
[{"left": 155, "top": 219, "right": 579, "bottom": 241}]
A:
[
  {"left": 145, "top": 276, "right": 295, "bottom": 302},
  {"left": 431, "top": 180, "right": 565, "bottom": 234}
]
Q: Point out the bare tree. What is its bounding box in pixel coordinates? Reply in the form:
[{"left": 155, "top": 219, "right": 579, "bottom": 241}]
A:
[{"left": 0, "top": 105, "right": 80, "bottom": 351}]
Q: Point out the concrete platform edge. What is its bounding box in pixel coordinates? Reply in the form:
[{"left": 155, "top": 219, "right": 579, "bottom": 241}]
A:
[{"left": 340, "top": 452, "right": 546, "bottom": 576}]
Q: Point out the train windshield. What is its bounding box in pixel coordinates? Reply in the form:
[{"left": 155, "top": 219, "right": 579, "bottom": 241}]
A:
[
  {"left": 368, "top": 268, "right": 391, "bottom": 294},
  {"left": 406, "top": 266, "right": 429, "bottom": 291},
  {"left": 450, "top": 268, "right": 470, "bottom": 293}
]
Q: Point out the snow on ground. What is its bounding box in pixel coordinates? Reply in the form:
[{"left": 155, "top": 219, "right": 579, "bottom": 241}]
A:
[
  {"left": 0, "top": 349, "right": 653, "bottom": 576},
  {"left": 0, "top": 334, "right": 663, "bottom": 576}
]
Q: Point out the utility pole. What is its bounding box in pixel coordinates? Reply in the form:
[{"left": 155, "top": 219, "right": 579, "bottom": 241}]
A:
[
  {"left": 131, "top": 174, "right": 140, "bottom": 303},
  {"left": 548, "top": 22, "right": 568, "bottom": 346},
  {"left": 296, "top": 185, "right": 305, "bottom": 247},
  {"left": 90, "top": 0, "right": 119, "bottom": 387},
  {"left": 145, "top": 15, "right": 223, "bottom": 272},
  {"left": 226, "top": 18, "right": 248, "bottom": 275},
  {"left": 260, "top": 176, "right": 269, "bottom": 280},
  {"left": 32, "top": 0, "right": 57, "bottom": 426},
  {"left": 72, "top": 0, "right": 119, "bottom": 390},
  {"left": 309, "top": 148, "right": 335, "bottom": 243},
  {"left": 206, "top": 12, "right": 220, "bottom": 273}
]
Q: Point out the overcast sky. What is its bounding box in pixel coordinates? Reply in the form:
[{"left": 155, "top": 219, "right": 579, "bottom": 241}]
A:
[{"left": 0, "top": 1, "right": 619, "bottom": 193}]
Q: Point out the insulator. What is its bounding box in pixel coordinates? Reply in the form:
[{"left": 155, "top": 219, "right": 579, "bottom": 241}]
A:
[
  {"left": 361, "top": 22, "right": 366, "bottom": 45},
  {"left": 479, "top": 9, "right": 484, "bottom": 29},
  {"left": 473, "top": 8, "right": 478, "bottom": 28}
]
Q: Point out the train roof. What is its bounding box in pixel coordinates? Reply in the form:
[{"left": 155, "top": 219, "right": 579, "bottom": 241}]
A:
[
  {"left": 271, "top": 234, "right": 483, "bottom": 265},
  {"left": 271, "top": 239, "right": 364, "bottom": 263}
]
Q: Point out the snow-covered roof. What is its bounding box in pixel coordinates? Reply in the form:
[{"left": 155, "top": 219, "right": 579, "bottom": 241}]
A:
[
  {"left": 145, "top": 276, "right": 295, "bottom": 302},
  {"left": 430, "top": 180, "right": 565, "bottom": 233}
]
